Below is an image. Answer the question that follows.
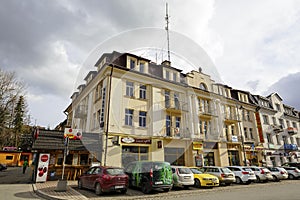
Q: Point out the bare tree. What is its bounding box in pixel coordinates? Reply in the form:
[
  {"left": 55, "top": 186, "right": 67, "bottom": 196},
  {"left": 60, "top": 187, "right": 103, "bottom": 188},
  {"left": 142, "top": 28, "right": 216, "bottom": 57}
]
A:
[{"left": 0, "top": 68, "right": 26, "bottom": 148}]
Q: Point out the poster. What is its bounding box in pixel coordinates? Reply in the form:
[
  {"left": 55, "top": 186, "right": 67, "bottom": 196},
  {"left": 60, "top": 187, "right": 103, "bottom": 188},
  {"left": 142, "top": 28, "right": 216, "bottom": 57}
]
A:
[{"left": 36, "top": 153, "right": 50, "bottom": 182}]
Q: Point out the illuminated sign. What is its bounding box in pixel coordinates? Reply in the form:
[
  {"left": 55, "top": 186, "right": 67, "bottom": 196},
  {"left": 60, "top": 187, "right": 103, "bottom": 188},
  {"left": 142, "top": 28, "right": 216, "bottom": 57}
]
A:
[{"left": 64, "top": 128, "right": 82, "bottom": 140}]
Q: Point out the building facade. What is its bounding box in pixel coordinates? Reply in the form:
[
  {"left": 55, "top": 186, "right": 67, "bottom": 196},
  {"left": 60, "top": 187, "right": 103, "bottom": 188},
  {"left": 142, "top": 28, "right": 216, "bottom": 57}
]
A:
[{"left": 66, "top": 51, "right": 300, "bottom": 168}]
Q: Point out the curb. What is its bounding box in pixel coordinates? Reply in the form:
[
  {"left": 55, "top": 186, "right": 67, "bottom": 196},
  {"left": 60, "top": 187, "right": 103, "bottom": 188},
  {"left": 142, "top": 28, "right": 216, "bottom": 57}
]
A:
[{"left": 32, "top": 184, "right": 63, "bottom": 200}]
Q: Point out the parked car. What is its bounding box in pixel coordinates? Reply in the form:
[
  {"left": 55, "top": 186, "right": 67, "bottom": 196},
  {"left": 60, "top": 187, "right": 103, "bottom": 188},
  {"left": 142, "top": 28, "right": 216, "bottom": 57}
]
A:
[
  {"left": 249, "top": 166, "right": 273, "bottom": 182},
  {"left": 189, "top": 167, "right": 219, "bottom": 188},
  {"left": 281, "top": 166, "right": 300, "bottom": 180},
  {"left": 0, "top": 163, "right": 7, "bottom": 171},
  {"left": 281, "top": 162, "right": 300, "bottom": 169},
  {"left": 171, "top": 166, "right": 194, "bottom": 189},
  {"left": 267, "top": 167, "right": 288, "bottom": 181},
  {"left": 78, "top": 166, "right": 128, "bottom": 195},
  {"left": 227, "top": 166, "right": 256, "bottom": 184},
  {"left": 124, "top": 161, "right": 173, "bottom": 194},
  {"left": 202, "top": 166, "right": 235, "bottom": 186}
]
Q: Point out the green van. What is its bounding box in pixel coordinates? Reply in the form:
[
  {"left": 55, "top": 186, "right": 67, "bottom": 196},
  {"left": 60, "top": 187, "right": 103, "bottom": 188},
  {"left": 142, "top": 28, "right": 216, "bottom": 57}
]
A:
[{"left": 124, "top": 161, "right": 173, "bottom": 194}]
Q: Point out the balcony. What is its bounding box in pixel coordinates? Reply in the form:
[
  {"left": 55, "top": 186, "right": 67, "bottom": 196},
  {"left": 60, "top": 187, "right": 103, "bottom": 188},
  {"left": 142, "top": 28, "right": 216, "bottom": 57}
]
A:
[
  {"left": 287, "top": 127, "right": 298, "bottom": 135},
  {"left": 198, "top": 109, "right": 216, "bottom": 119},
  {"left": 165, "top": 100, "right": 188, "bottom": 113},
  {"left": 271, "top": 125, "right": 283, "bottom": 133}
]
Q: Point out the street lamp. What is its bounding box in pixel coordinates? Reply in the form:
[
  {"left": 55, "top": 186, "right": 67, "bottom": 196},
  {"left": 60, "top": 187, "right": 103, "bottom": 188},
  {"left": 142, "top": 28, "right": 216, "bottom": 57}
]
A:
[{"left": 236, "top": 104, "right": 247, "bottom": 166}]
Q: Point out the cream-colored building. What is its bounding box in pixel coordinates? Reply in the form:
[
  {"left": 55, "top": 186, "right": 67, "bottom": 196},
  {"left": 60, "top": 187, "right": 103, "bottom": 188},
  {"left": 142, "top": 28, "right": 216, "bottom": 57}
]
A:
[{"left": 66, "top": 51, "right": 299, "bottom": 168}]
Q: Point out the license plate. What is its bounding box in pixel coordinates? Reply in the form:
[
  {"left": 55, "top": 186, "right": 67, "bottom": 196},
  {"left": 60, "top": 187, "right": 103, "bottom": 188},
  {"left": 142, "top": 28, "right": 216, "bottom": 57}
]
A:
[
  {"left": 155, "top": 181, "right": 163, "bottom": 184},
  {"left": 184, "top": 176, "right": 190, "bottom": 179},
  {"left": 115, "top": 185, "right": 124, "bottom": 189}
]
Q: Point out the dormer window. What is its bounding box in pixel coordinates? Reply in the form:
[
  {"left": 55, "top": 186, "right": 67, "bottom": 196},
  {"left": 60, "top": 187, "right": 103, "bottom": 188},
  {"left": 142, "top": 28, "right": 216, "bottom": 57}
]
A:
[
  {"left": 200, "top": 83, "right": 208, "bottom": 91},
  {"left": 166, "top": 70, "right": 170, "bottom": 80},
  {"left": 139, "top": 62, "right": 145, "bottom": 73},
  {"left": 130, "top": 59, "right": 135, "bottom": 70}
]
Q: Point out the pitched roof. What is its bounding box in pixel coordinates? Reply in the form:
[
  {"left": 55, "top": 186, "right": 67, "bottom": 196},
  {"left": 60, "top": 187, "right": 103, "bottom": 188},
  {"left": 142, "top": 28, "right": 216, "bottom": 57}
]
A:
[{"left": 32, "top": 130, "right": 102, "bottom": 152}]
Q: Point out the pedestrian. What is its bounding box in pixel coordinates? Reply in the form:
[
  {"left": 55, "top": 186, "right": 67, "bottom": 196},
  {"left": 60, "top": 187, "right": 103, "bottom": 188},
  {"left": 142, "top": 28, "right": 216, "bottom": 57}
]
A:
[{"left": 23, "top": 159, "right": 28, "bottom": 174}]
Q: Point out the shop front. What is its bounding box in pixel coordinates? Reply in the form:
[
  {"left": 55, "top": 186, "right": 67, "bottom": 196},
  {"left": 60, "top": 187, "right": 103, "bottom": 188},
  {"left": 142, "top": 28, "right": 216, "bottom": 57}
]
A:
[{"left": 227, "top": 143, "right": 240, "bottom": 166}]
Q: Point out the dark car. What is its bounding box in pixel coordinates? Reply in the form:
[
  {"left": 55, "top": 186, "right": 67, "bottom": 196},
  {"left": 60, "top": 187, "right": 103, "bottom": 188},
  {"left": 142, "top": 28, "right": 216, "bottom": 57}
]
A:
[
  {"left": 0, "top": 164, "right": 7, "bottom": 171},
  {"left": 124, "top": 161, "right": 173, "bottom": 194},
  {"left": 78, "top": 166, "right": 128, "bottom": 195},
  {"left": 281, "top": 162, "right": 300, "bottom": 169}
]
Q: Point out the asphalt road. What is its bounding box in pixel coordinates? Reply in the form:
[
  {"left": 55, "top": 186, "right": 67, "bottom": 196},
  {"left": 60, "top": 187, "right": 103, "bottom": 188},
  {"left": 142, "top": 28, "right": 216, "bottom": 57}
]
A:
[
  {"left": 73, "top": 180, "right": 300, "bottom": 200},
  {"left": 0, "top": 167, "right": 41, "bottom": 200}
]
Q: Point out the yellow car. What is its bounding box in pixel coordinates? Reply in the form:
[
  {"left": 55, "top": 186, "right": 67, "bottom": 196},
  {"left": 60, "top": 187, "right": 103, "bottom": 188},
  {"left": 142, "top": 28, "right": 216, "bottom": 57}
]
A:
[{"left": 189, "top": 167, "right": 219, "bottom": 188}]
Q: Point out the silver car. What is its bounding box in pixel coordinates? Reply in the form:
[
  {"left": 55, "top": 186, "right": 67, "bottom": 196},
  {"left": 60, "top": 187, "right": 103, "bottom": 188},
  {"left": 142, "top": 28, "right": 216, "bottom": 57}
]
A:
[
  {"left": 171, "top": 166, "right": 194, "bottom": 189},
  {"left": 202, "top": 166, "right": 235, "bottom": 186},
  {"left": 250, "top": 166, "right": 273, "bottom": 182},
  {"left": 227, "top": 166, "right": 256, "bottom": 184},
  {"left": 267, "top": 167, "right": 288, "bottom": 181}
]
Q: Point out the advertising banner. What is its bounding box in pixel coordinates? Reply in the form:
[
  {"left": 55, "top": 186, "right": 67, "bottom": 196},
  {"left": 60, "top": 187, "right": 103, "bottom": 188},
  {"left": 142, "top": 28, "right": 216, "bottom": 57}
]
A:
[{"left": 36, "top": 153, "right": 50, "bottom": 183}]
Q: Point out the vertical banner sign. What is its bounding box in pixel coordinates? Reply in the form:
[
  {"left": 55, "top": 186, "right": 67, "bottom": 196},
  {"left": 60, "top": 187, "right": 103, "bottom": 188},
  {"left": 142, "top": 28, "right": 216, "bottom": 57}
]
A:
[
  {"left": 255, "top": 112, "right": 264, "bottom": 143},
  {"left": 36, "top": 153, "right": 50, "bottom": 183}
]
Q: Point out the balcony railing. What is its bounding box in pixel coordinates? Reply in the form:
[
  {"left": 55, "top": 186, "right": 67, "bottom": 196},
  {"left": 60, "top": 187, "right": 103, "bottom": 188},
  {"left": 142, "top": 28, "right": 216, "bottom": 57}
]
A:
[{"left": 271, "top": 124, "right": 283, "bottom": 133}]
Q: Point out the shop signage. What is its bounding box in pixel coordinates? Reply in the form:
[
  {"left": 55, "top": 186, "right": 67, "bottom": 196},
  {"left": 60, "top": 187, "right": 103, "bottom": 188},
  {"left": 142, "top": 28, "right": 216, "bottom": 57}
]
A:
[
  {"left": 231, "top": 136, "right": 238, "bottom": 142},
  {"left": 36, "top": 153, "right": 50, "bottom": 183},
  {"left": 192, "top": 142, "right": 203, "bottom": 150},
  {"left": 64, "top": 128, "right": 82, "bottom": 140},
  {"left": 255, "top": 112, "right": 264, "bottom": 143},
  {"left": 255, "top": 146, "right": 264, "bottom": 151},
  {"left": 121, "top": 137, "right": 151, "bottom": 144}
]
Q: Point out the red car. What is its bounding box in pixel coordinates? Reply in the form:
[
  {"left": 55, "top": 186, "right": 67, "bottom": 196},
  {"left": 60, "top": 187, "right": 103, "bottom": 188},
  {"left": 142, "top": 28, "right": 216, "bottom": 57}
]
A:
[{"left": 78, "top": 166, "right": 128, "bottom": 195}]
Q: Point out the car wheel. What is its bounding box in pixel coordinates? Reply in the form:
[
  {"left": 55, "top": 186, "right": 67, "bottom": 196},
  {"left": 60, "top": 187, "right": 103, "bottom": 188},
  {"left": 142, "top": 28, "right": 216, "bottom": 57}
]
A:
[
  {"left": 272, "top": 175, "right": 279, "bottom": 182},
  {"left": 288, "top": 174, "right": 295, "bottom": 180},
  {"left": 255, "top": 176, "right": 260, "bottom": 183},
  {"left": 141, "top": 182, "right": 151, "bottom": 194},
  {"left": 120, "top": 189, "right": 127, "bottom": 194},
  {"left": 163, "top": 188, "right": 171, "bottom": 192},
  {"left": 95, "top": 183, "right": 103, "bottom": 195},
  {"left": 78, "top": 179, "right": 83, "bottom": 189},
  {"left": 225, "top": 182, "right": 232, "bottom": 186},
  {"left": 194, "top": 179, "right": 201, "bottom": 188},
  {"left": 235, "top": 177, "right": 242, "bottom": 184}
]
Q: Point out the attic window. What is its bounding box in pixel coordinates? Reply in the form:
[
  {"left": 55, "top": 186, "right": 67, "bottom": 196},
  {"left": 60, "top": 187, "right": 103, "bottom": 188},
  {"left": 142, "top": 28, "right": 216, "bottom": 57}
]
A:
[{"left": 199, "top": 83, "right": 207, "bottom": 91}]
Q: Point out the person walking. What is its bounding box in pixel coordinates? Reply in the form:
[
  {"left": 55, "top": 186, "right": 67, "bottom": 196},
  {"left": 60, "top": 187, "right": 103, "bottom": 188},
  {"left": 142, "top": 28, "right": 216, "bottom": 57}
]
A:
[{"left": 23, "top": 160, "right": 28, "bottom": 174}]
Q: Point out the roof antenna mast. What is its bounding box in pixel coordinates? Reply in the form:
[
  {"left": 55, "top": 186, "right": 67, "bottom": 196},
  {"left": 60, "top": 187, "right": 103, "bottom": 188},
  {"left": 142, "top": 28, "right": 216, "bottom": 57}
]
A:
[{"left": 165, "top": 2, "right": 171, "bottom": 62}]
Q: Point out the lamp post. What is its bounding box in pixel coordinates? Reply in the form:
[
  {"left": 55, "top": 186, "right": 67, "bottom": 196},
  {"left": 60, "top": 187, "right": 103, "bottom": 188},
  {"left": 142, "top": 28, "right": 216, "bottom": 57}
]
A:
[{"left": 236, "top": 104, "right": 247, "bottom": 166}]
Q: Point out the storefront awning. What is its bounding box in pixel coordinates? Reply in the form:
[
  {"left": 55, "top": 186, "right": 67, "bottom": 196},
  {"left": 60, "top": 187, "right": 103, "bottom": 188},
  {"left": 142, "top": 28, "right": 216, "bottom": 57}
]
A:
[{"left": 255, "top": 146, "right": 264, "bottom": 151}]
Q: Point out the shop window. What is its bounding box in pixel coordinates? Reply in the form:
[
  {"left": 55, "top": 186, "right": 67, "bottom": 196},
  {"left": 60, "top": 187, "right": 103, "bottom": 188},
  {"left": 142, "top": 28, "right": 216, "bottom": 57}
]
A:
[
  {"left": 204, "top": 152, "right": 215, "bottom": 166},
  {"left": 80, "top": 154, "right": 89, "bottom": 165},
  {"left": 65, "top": 154, "right": 73, "bottom": 165},
  {"left": 57, "top": 154, "right": 63, "bottom": 165},
  {"left": 164, "top": 147, "right": 185, "bottom": 166},
  {"left": 122, "top": 146, "right": 149, "bottom": 167}
]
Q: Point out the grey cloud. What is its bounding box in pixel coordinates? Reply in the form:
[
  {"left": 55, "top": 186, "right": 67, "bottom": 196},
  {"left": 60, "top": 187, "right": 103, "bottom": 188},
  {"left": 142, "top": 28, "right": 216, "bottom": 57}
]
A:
[{"left": 266, "top": 72, "right": 300, "bottom": 110}]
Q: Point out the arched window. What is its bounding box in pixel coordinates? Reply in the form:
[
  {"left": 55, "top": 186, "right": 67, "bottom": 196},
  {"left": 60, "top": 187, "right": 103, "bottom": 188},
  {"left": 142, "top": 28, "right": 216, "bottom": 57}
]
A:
[{"left": 199, "top": 83, "right": 208, "bottom": 91}]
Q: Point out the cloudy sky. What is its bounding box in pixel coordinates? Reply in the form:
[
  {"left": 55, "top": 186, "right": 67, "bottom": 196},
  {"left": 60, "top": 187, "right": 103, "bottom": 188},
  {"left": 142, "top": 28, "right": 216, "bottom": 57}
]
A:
[{"left": 1, "top": 0, "right": 299, "bottom": 128}]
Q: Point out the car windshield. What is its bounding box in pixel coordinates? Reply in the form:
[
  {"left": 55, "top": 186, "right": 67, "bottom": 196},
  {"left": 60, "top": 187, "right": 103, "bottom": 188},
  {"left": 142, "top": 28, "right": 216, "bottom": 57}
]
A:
[
  {"left": 178, "top": 167, "right": 192, "bottom": 174},
  {"left": 190, "top": 168, "right": 202, "bottom": 174},
  {"left": 221, "top": 168, "right": 232, "bottom": 173},
  {"left": 106, "top": 168, "right": 125, "bottom": 175}
]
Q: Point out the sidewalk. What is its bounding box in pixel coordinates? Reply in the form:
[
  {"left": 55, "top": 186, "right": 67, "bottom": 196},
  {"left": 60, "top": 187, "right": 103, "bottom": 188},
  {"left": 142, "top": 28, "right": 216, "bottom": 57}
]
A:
[{"left": 33, "top": 180, "right": 88, "bottom": 200}]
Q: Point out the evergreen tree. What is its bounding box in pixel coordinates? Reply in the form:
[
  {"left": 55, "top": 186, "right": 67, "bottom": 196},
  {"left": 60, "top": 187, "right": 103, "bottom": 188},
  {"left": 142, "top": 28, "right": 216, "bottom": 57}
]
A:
[{"left": 13, "top": 96, "right": 26, "bottom": 147}]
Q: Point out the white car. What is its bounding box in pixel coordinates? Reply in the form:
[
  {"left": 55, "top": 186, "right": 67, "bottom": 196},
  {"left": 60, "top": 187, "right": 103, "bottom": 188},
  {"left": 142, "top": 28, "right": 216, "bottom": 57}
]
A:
[
  {"left": 267, "top": 167, "right": 288, "bottom": 181},
  {"left": 171, "top": 166, "right": 194, "bottom": 189},
  {"left": 227, "top": 166, "right": 256, "bottom": 184},
  {"left": 282, "top": 166, "right": 300, "bottom": 180},
  {"left": 250, "top": 166, "right": 273, "bottom": 182}
]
